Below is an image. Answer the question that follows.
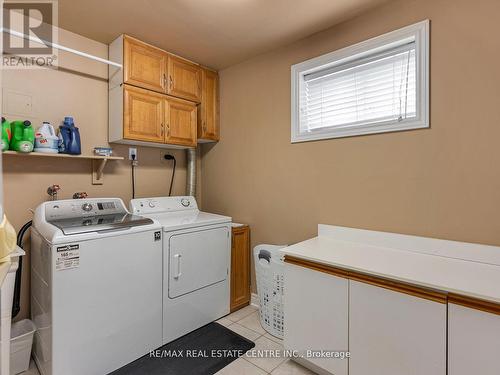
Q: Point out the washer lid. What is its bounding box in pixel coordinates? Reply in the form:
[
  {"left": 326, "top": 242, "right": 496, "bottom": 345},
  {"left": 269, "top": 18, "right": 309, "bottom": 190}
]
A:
[{"left": 48, "top": 213, "right": 154, "bottom": 235}]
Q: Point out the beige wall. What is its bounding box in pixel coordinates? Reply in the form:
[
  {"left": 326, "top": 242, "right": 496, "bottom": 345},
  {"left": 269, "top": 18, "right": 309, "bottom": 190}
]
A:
[
  {"left": 2, "top": 29, "right": 196, "bottom": 320},
  {"left": 4, "top": 0, "right": 500, "bottom": 315},
  {"left": 201, "top": 0, "right": 500, "bottom": 292}
]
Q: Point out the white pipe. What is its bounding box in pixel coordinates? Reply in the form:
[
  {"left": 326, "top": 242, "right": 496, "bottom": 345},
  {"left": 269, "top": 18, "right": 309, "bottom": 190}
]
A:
[{"left": 2, "top": 28, "right": 123, "bottom": 68}]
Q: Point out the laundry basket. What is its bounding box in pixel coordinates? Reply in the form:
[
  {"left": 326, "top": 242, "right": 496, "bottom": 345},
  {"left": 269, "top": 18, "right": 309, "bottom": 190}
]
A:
[
  {"left": 253, "top": 244, "right": 286, "bottom": 339},
  {"left": 10, "top": 319, "right": 36, "bottom": 375}
]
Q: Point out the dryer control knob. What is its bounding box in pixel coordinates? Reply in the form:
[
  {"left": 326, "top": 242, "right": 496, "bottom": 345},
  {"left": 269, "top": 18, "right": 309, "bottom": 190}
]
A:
[
  {"left": 148, "top": 201, "right": 156, "bottom": 208},
  {"left": 82, "top": 203, "right": 93, "bottom": 212},
  {"left": 181, "top": 198, "right": 190, "bottom": 207}
]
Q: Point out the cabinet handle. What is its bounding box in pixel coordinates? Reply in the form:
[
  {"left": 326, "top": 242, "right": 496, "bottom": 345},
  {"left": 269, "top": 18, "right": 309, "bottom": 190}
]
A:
[
  {"left": 161, "top": 123, "right": 164, "bottom": 136},
  {"left": 163, "top": 74, "right": 167, "bottom": 90},
  {"left": 203, "top": 121, "right": 207, "bottom": 132},
  {"left": 169, "top": 75, "right": 173, "bottom": 90},
  {"left": 166, "top": 122, "right": 170, "bottom": 136}
]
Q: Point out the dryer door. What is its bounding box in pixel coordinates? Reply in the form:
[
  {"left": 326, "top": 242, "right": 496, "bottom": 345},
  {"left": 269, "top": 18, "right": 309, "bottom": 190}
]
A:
[{"left": 168, "top": 226, "right": 229, "bottom": 298}]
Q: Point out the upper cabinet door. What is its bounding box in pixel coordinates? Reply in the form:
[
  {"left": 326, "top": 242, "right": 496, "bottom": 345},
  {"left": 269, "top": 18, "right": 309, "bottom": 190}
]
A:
[
  {"left": 198, "top": 68, "right": 220, "bottom": 142},
  {"left": 124, "top": 85, "right": 165, "bottom": 143},
  {"left": 165, "top": 96, "right": 197, "bottom": 147},
  {"left": 124, "top": 36, "right": 167, "bottom": 93},
  {"left": 167, "top": 55, "right": 202, "bottom": 103}
]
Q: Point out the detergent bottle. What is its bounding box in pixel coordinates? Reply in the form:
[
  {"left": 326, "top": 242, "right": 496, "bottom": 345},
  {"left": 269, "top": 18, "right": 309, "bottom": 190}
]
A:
[
  {"left": 1, "top": 117, "right": 11, "bottom": 151},
  {"left": 34, "top": 122, "right": 59, "bottom": 153},
  {"left": 58, "top": 116, "right": 81, "bottom": 155},
  {"left": 10, "top": 120, "right": 34, "bottom": 152}
]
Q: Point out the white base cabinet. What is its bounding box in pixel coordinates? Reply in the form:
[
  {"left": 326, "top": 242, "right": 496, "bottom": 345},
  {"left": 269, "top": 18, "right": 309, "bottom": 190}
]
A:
[
  {"left": 349, "top": 280, "right": 447, "bottom": 375},
  {"left": 448, "top": 303, "right": 500, "bottom": 375},
  {"left": 284, "top": 258, "right": 500, "bottom": 375},
  {"left": 284, "top": 264, "right": 349, "bottom": 375}
]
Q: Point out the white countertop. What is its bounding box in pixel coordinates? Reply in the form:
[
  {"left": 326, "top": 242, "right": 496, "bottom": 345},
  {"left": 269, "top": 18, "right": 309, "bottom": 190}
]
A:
[{"left": 282, "top": 228, "right": 500, "bottom": 304}]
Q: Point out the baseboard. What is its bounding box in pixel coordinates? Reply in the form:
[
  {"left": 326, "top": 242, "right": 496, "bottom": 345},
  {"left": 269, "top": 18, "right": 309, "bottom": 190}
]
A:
[{"left": 251, "top": 293, "right": 259, "bottom": 308}]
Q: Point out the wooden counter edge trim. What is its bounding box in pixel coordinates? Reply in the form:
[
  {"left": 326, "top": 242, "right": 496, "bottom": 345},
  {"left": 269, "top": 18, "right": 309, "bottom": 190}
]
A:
[
  {"left": 284, "top": 255, "right": 447, "bottom": 304},
  {"left": 284, "top": 256, "right": 349, "bottom": 278},
  {"left": 448, "top": 293, "right": 500, "bottom": 316},
  {"left": 349, "top": 271, "right": 447, "bottom": 304}
]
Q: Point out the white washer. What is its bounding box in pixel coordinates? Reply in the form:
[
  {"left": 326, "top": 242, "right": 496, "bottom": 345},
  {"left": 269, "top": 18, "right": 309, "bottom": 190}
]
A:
[
  {"left": 31, "top": 198, "right": 163, "bottom": 375},
  {"left": 130, "top": 196, "right": 231, "bottom": 344}
]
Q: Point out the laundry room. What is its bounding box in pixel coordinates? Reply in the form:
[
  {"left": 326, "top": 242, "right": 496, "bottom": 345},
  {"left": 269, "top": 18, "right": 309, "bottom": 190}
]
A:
[{"left": 1, "top": 0, "right": 500, "bottom": 375}]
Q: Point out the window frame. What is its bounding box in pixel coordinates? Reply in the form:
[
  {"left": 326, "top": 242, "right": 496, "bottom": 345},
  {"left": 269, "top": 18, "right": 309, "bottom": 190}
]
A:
[{"left": 291, "top": 20, "right": 429, "bottom": 143}]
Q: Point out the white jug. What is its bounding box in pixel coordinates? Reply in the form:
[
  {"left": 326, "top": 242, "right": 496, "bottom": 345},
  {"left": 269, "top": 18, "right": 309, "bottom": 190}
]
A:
[{"left": 34, "top": 122, "right": 59, "bottom": 153}]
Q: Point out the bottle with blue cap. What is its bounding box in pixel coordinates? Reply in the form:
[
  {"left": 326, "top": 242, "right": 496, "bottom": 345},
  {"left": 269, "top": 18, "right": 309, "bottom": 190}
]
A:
[{"left": 58, "top": 116, "right": 81, "bottom": 155}]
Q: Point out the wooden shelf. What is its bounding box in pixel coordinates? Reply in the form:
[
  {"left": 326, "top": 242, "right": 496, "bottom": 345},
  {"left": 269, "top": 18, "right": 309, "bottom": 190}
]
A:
[
  {"left": 2, "top": 150, "right": 124, "bottom": 185},
  {"left": 2, "top": 150, "right": 124, "bottom": 160}
]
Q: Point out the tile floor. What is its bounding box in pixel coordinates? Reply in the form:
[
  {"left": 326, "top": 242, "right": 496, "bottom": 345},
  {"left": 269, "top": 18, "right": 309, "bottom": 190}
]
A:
[
  {"left": 216, "top": 305, "right": 315, "bottom": 374},
  {"left": 23, "top": 305, "right": 315, "bottom": 375}
]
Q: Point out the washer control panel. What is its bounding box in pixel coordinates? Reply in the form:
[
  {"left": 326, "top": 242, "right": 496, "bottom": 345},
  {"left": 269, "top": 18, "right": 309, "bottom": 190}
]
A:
[
  {"left": 45, "top": 198, "right": 126, "bottom": 220},
  {"left": 130, "top": 196, "right": 198, "bottom": 214},
  {"left": 82, "top": 203, "right": 93, "bottom": 212}
]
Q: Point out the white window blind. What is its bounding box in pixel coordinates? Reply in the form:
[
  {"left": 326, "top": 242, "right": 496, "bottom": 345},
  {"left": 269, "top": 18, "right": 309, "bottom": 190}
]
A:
[
  {"left": 300, "top": 44, "right": 416, "bottom": 133},
  {"left": 291, "top": 20, "right": 429, "bottom": 142}
]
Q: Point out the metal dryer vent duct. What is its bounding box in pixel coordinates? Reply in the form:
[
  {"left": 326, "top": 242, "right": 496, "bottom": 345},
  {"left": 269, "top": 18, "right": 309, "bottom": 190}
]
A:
[{"left": 186, "top": 148, "right": 196, "bottom": 197}]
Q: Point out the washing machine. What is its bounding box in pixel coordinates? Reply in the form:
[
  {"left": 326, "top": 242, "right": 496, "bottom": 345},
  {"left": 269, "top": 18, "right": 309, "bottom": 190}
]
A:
[
  {"left": 130, "top": 196, "right": 231, "bottom": 344},
  {"left": 31, "top": 198, "right": 163, "bottom": 375}
]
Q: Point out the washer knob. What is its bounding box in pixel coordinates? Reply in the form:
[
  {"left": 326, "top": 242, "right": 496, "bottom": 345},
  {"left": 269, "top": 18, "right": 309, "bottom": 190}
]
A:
[
  {"left": 181, "top": 198, "right": 190, "bottom": 207},
  {"left": 82, "top": 203, "right": 93, "bottom": 212},
  {"left": 148, "top": 201, "right": 156, "bottom": 208}
]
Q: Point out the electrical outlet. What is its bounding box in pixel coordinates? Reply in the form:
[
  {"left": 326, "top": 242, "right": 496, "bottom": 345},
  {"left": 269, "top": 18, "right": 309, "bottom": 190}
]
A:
[
  {"left": 160, "top": 151, "right": 170, "bottom": 163},
  {"left": 129, "top": 148, "right": 137, "bottom": 161}
]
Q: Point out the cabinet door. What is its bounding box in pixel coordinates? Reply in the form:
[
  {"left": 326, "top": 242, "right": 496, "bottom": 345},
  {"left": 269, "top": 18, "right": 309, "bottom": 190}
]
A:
[
  {"left": 165, "top": 96, "right": 197, "bottom": 147},
  {"left": 124, "top": 36, "right": 167, "bottom": 93},
  {"left": 198, "top": 68, "right": 220, "bottom": 141},
  {"left": 230, "top": 226, "right": 250, "bottom": 312},
  {"left": 124, "top": 85, "right": 165, "bottom": 143},
  {"left": 448, "top": 303, "right": 500, "bottom": 375},
  {"left": 349, "top": 280, "right": 446, "bottom": 375},
  {"left": 284, "top": 264, "right": 349, "bottom": 375},
  {"left": 167, "top": 55, "right": 202, "bottom": 103}
]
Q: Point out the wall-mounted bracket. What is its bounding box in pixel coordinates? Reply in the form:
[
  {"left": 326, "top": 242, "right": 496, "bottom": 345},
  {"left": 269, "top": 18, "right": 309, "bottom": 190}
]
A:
[{"left": 92, "top": 159, "right": 108, "bottom": 185}]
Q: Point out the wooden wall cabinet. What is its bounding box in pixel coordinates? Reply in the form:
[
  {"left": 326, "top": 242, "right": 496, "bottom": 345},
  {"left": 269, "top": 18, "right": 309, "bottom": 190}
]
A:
[
  {"left": 123, "top": 35, "right": 167, "bottom": 94},
  {"left": 230, "top": 225, "right": 251, "bottom": 312},
  {"left": 165, "top": 96, "right": 197, "bottom": 147},
  {"left": 109, "top": 35, "right": 219, "bottom": 148},
  {"left": 167, "top": 55, "right": 202, "bottom": 103},
  {"left": 124, "top": 85, "right": 165, "bottom": 143},
  {"left": 198, "top": 68, "right": 220, "bottom": 142},
  {"left": 121, "top": 85, "right": 197, "bottom": 147}
]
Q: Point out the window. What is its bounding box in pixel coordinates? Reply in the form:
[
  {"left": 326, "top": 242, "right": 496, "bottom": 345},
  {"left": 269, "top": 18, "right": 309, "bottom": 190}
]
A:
[{"left": 291, "top": 20, "right": 429, "bottom": 143}]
